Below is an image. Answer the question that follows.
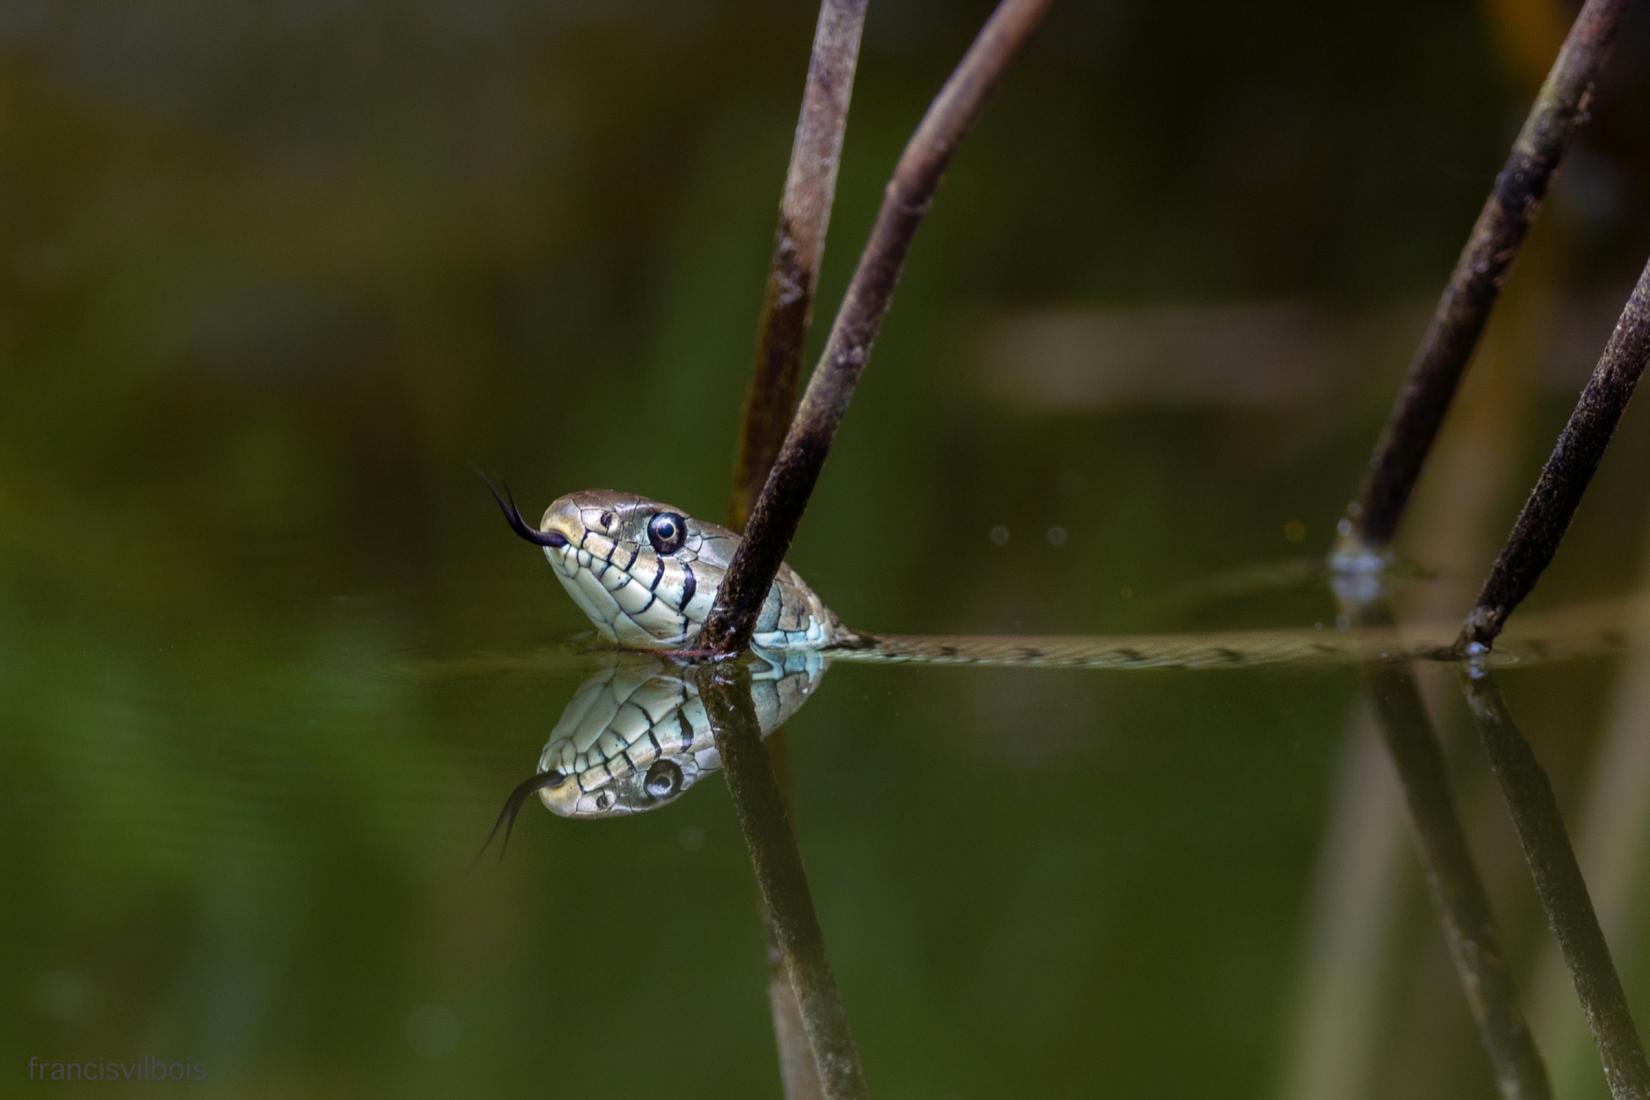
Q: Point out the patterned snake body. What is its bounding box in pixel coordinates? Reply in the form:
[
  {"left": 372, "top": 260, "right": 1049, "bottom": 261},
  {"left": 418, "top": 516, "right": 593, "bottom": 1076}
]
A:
[
  {"left": 504, "top": 489, "right": 1628, "bottom": 818},
  {"left": 524, "top": 489, "right": 1542, "bottom": 669}
]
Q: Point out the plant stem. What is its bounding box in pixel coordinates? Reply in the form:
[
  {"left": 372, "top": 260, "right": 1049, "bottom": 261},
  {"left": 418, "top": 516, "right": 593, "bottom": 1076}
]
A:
[
  {"left": 1333, "top": 0, "right": 1630, "bottom": 567},
  {"left": 1458, "top": 255, "right": 1650, "bottom": 653},
  {"left": 1344, "top": 594, "right": 1552, "bottom": 1099},
  {"left": 1463, "top": 671, "right": 1650, "bottom": 1099},
  {"left": 728, "top": 8, "right": 866, "bottom": 1096},
  {"left": 760, "top": 726, "right": 822, "bottom": 1100},
  {"left": 731, "top": 0, "right": 867, "bottom": 533},
  {"left": 700, "top": 0, "right": 1054, "bottom": 654},
  {"left": 1368, "top": 668, "right": 1553, "bottom": 1099},
  {"left": 697, "top": 661, "right": 869, "bottom": 1100}
]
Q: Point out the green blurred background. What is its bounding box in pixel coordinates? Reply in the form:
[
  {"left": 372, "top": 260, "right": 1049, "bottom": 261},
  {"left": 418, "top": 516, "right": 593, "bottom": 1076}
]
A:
[{"left": 4, "top": 1, "right": 1650, "bottom": 1096}]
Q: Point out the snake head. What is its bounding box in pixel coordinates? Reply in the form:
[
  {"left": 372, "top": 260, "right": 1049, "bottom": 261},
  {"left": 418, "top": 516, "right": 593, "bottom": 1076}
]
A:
[
  {"left": 489, "top": 484, "right": 844, "bottom": 651},
  {"left": 529, "top": 490, "right": 729, "bottom": 648}
]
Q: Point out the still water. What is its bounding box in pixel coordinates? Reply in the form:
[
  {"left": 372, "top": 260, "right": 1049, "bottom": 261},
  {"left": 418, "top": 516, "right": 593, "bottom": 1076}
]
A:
[{"left": 6, "top": 2, "right": 1650, "bottom": 1097}]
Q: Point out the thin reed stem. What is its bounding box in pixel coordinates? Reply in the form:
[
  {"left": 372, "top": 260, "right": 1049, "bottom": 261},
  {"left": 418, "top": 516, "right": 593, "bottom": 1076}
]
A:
[
  {"left": 697, "top": 661, "right": 869, "bottom": 1100},
  {"left": 731, "top": 0, "right": 867, "bottom": 534},
  {"left": 1366, "top": 666, "right": 1553, "bottom": 1099},
  {"left": 1334, "top": 0, "right": 1630, "bottom": 566},
  {"left": 1458, "top": 256, "right": 1650, "bottom": 653},
  {"left": 1345, "top": 593, "right": 1552, "bottom": 1099},
  {"left": 758, "top": 722, "right": 821, "bottom": 1100},
  {"left": 727, "top": 8, "right": 867, "bottom": 1095},
  {"left": 700, "top": 0, "right": 1055, "bottom": 654},
  {"left": 1463, "top": 672, "right": 1650, "bottom": 1099}
]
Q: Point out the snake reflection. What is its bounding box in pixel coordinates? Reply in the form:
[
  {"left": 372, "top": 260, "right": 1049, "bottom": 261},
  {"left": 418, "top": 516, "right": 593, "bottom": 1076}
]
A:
[{"left": 535, "top": 647, "right": 824, "bottom": 818}]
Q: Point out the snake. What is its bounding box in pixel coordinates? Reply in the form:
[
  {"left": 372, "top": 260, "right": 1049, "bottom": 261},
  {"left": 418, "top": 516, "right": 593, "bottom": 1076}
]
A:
[{"left": 478, "top": 483, "right": 1636, "bottom": 821}]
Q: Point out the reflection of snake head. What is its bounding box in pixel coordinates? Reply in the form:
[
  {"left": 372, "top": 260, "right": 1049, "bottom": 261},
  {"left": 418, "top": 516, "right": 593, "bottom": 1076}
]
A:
[
  {"left": 536, "top": 748, "right": 707, "bottom": 818},
  {"left": 534, "top": 649, "right": 826, "bottom": 819},
  {"left": 485, "top": 483, "right": 845, "bottom": 649}
]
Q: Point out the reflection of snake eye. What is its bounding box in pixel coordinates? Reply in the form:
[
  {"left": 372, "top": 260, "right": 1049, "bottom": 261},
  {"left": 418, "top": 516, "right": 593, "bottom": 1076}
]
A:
[
  {"left": 647, "top": 512, "right": 687, "bottom": 554},
  {"left": 599, "top": 511, "right": 614, "bottom": 529},
  {"left": 595, "top": 791, "right": 614, "bottom": 810},
  {"left": 643, "top": 760, "right": 683, "bottom": 800}
]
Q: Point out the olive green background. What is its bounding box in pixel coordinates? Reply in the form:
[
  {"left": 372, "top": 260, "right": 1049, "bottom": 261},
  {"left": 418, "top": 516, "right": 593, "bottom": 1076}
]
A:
[{"left": 5, "top": 1, "right": 1650, "bottom": 1096}]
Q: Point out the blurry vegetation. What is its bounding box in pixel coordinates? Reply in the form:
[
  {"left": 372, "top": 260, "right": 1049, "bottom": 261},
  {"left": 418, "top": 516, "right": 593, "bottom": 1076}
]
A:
[{"left": 3, "top": 1, "right": 1650, "bottom": 1096}]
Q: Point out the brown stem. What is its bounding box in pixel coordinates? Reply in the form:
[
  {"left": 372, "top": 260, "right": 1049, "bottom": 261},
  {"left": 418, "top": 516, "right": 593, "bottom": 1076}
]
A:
[
  {"left": 1341, "top": 592, "right": 1553, "bottom": 1099},
  {"left": 1333, "top": 0, "right": 1630, "bottom": 565},
  {"left": 1457, "top": 255, "right": 1650, "bottom": 653},
  {"left": 764, "top": 890, "right": 821, "bottom": 1100},
  {"left": 700, "top": 0, "right": 1054, "bottom": 654},
  {"left": 760, "top": 727, "right": 822, "bottom": 1100},
  {"left": 728, "top": 9, "right": 866, "bottom": 1096},
  {"left": 697, "top": 661, "right": 868, "bottom": 1100},
  {"left": 731, "top": 0, "right": 868, "bottom": 533},
  {"left": 1463, "top": 672, "right": 1650, "bottom": 1100},
  {"left": 1367, "top": 662, "right": 1554, "bottom": 1100}
]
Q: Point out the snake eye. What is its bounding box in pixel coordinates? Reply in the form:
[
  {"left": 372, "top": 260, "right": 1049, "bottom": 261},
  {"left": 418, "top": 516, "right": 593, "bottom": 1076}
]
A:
[
  {"left": 599, "top": 511, "right": 615, "bottom": 529},
  {"left": 595, "top": 791, "right": 614, "bottom": 811},
  {"left": 647, "top": 512, "right": 687, "bottom": 554},
  {"left": 643, "top": 760, "right": 683, "bottom": 800}
]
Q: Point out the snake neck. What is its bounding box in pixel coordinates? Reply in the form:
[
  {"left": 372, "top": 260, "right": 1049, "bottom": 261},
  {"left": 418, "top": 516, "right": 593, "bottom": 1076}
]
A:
[
  {"left": 828, "top": 595, "right": 1634, "bottom": 670},
  {"left": 824, "top": 629, "right": 1437, "bottom": 670}
]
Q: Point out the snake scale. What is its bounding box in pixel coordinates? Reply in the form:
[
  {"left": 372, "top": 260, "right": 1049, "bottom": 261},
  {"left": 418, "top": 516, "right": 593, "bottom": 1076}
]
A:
[{"left": 483, "top": 485, "right": 1631, "bottom": 818}]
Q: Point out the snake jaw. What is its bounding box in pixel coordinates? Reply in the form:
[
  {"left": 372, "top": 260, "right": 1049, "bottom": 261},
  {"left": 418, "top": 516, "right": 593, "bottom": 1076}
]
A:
[{"left": 534, "top": 493, "right": 707, "bottom": 648}]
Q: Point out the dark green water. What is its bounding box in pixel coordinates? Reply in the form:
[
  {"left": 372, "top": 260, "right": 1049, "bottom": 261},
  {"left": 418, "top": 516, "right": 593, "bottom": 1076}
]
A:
[{"left": 5, "top": 2, "right": 1650, "bottom": 1096}]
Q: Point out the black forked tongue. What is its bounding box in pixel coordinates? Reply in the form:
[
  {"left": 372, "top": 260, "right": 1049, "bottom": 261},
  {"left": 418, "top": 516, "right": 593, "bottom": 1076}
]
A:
[
  {"left": 470, "top": 768, "right": 571, "bottom": 871},
  {"left": 475, "top": 468, "right": 568, "bottom": 548}
]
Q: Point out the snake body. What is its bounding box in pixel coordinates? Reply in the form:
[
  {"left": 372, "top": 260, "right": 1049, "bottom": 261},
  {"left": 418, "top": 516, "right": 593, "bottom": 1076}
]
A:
[
  {"left": 497, "top": 488, "right": 1629, "bottom": 818},
  {"left": 516, "top": 489, "right": 1606, "bottom": 670}
]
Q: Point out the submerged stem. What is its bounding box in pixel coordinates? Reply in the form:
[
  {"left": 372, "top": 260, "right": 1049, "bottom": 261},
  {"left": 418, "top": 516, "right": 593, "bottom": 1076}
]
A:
[
  {"left": 697, "top": 662, "right": 868, "bottom": 1100},
  {"left": 1366, "top": 668, "right": 1553, "bottom": 1099},
  {"left": 1463, "top": 672, "right": 1650, "bottom": 1099},
  {"left": 1346, "top": 594, "right": 1552, "bottom": 1099}
]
